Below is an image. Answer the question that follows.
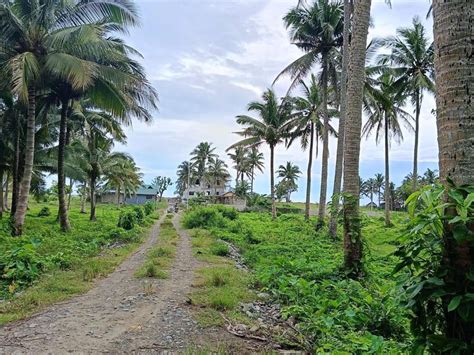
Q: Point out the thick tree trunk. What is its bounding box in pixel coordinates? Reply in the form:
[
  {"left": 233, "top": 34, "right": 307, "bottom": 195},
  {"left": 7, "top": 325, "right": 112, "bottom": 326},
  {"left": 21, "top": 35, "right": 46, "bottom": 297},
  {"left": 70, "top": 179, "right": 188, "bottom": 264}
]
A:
[
  {"left": 318, "top": 67, "right": 330, "bottom": 228},
  {"left": 57, "top": 100, "right": 71, "bottom": 231},
  {"left": 412, "top": 89, "right": 420, "bottom": 190},
  {"left": 90, "top": 176, "right": 96, "bottom": 221},
  {"left": 342, "top": 0, "right": 372, "bottom": 276},
  {"left": 14, "top": 87, "right": 36, "bottom": 236},
  {"left": 384, "top": 113, "right": 391, "bottom": 226},
  {"left": 270, "top": 145, "right": 276, "bottom": 219},
  {"left": 305, "top": 122, "right": 315, "bottom": 220},
  {"left": 330, "top": 0, "right": 352, "bottom": 237},
  {"left": 433, "top": 0, "right": 474, "bottom": 345}
]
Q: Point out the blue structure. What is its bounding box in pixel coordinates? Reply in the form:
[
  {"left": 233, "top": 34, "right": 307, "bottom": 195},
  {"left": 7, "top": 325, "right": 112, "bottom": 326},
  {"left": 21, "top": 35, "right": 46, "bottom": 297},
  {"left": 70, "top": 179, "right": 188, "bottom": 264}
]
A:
[{"left": 125, "top": 186, "right": 158, "bottom": 205}]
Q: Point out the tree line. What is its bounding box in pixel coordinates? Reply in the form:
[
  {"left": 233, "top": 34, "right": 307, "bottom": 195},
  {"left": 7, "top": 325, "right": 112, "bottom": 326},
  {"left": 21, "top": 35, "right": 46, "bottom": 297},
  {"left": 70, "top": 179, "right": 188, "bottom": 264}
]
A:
[{"left": 0, "top": 0, "right": 158, "bottom": 234}]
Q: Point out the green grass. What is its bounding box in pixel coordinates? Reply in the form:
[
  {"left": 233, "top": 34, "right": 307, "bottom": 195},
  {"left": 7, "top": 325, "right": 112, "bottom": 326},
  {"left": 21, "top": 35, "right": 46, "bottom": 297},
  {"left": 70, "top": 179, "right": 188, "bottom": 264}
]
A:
[
  {"left": 188, "top": 228, "right": 254, "bottom": 327},
  {"left": 0, "top": 198, "right": 165, "bottom": 325},
  {"left": 135, "top": 214, "right": 179, "bottom": 279},
  {"left": 183, "top": 205, "right": 412, "bottom": 353}
]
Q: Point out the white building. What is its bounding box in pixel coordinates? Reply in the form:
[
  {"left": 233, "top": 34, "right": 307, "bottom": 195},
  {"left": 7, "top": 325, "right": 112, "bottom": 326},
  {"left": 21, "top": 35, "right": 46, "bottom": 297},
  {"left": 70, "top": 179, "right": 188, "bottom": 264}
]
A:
[{"left": 182, "top": 177, "right": 228, "bottom": 201}]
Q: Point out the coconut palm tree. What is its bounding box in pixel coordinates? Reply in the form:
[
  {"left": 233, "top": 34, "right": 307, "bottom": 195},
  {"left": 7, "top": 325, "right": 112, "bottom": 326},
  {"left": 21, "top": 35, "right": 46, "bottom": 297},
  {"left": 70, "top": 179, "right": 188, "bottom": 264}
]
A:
[
  {"left": 277, "top": 162, "right": 301, "bottom": 202},
  {"left": 276, "top": 0, "right": 343, "bottom": 225},
  {"left": 0, "top": 0, "right": 144, "bottom": 235},
  {"left": 206, "top": 157, "right": 230, "bottom": 197},
  {"left": 190, "top": 142, "right": 218, "bottom": 180},
  {"left": 373, "top": 173, "right": 385, "bottom": 207},
  {"left": 363, "top": 71, "right": 413, "bottom": 226},
  {"left": 246, "top": 147, "right": 264, "bottom": 194},
  {"left": 361, "top": 178, "right": 377, "bottom": 208},
  {"left": 228, "top": 89, "right": 292, "bottom": 219},
  {"left": 378, "top": 17, "right": 434, "bottom": 191},
  {"left": 342, "top": 0, "right": 372, "bottom": 276},
  {"left": 176, "top": 161, "right": 195, "bottom": 196},
  {"left": 286, "top": 75, "right": 335, "bottom": 220},
  {"left": 228, "top": 146, "right": 249, "bottom": 186},
  {"left": 432, "top": 0, "right": 473, "bottom": 344}
]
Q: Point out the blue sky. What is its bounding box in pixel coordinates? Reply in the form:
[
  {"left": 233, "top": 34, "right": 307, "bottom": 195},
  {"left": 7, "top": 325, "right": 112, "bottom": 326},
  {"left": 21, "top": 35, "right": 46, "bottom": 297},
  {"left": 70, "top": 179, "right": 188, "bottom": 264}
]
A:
[{"left": 115, "top": 0, "right": 438, "bottom": 201}]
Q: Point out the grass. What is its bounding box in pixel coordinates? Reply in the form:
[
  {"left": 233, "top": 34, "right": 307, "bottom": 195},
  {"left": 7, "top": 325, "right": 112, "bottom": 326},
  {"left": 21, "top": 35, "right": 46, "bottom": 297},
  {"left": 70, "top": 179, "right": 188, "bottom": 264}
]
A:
[
  {"left": 188, "top": 228, "right": 254, "bottom": 328},
  {"left": 0, "top": 198, "right": 166, "bottom": 325},
  {"left": 135, "top": 214, "right": 179, "bottom": 279},
  {"left": 183, "top": 205, "right": 412, "bottom": 353}
]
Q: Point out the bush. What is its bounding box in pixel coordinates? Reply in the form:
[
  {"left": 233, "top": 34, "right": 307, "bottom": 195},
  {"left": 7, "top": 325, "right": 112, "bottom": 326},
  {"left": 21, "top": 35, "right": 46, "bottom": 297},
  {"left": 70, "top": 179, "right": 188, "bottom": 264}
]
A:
[
  {"left": 133, "top": 206, "right": 145, "bottom": 223},
  {"left": 210, "top": 241, "right": 229, "bottom": 256},
  {"left": 37, "top": 207, "right": 51, "bottom": 217},
  {"left": 144, "top": 202, "right": 155, "bottom": 216},
  {"left": 215, "top": 205, "right": 238, "bottom": 220},
  {"left": 182, "top": 207, "right": 227, "bottom": 229},
  {"left": 117, "top": 211, "right": 136, "bottom": 230}
]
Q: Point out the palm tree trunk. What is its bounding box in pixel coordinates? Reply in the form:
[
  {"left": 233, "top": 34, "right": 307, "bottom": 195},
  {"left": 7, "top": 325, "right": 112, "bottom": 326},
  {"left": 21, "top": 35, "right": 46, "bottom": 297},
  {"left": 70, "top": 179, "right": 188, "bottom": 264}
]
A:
[
  {"left": 384, "top": 113, "right": 391, "bottom": 226},
  {"left": 330, "top": 0, "right": 352, "bottom": 237},
  {"left": 270, "top": 145, "right": 276, "bottom": 219},
  {"left": 116, "top": 185, "right": 121, "bottom": 206},
  {"left": 57, "top": 100, "right": 71, "bottom": 231},
  {"left": 80, "top": 182, "right": 87, "bottom": 214},
  {"left": 4, "top": 172, "right": 9, "bottom": 211},
  {"left": 412, "top": 89, "right": 420, "bottom": 190},
  {"left": 305, "top": 122, "right": 315, "bottom": 220},
  {"left": 90, "top": 175, "right": 96, "bottom": 221},
  {"left": 342, "top": 0, "right": 372, "bottom": 276},
  {"left": 0, "top": 167, "right": 4, "bottom": 219},
  {"left": 13, "top": 87, "right": 36, "bottom": 236},
  {"left": 433, "top": 0, "right": 474, "bottom": 343},
  {"left": 318, "top": 65, "right": 330, "bottom": 228},
  {"left": 67, "top": 178, "right": 73, "bottom": 211},
  {"left": 251, "top": 167, "right": 254, "bottom": 194},
  {"left": 11, "top": 113, "right": 21, "bottom": 218}
]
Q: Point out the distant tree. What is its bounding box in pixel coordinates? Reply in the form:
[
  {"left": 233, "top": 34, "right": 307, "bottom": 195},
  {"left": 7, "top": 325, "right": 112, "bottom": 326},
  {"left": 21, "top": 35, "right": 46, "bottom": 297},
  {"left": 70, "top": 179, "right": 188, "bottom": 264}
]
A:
[
  {"left": 152, "top": 176, "right": 173, "bottom": 202},
  {"left": 206, "top": 157, "right": 230, "bottom": 196},
  {"left": 190, "top": 142, "right": 218, "bottom": 179},
  {"left": 277, "top": 162, "right": 301, "bottom": 202},
  {"left": 246, "top": 147, "right": 264, "bottom": 194},
  {"left": 373, "top": 173, "right": 385, "bottom": 207},
  {"left": 228, "top": 146, "right": 249, "bottom": 186},
  {"left": 228, "top": 89, "right": 292, "bottom": 219},
  {"left": 379, "top": 17, "right": 434, "bottom": 190},
  {"left": 235, "top": 180, "right": 250, "bottom": 199},
  {"left": 176, "top": 161, "right": 195, "bottom": 195}
]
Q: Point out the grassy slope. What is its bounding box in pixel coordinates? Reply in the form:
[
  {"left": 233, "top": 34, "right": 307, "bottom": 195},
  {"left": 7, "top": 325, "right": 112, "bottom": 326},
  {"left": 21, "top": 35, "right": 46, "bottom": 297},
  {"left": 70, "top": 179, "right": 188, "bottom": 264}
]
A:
[
  {"left": 183, "top": 206, "right": 411, "bottom": 353},
  {"left": 0, "top": 199, "right": 165, "bottom": 325}
]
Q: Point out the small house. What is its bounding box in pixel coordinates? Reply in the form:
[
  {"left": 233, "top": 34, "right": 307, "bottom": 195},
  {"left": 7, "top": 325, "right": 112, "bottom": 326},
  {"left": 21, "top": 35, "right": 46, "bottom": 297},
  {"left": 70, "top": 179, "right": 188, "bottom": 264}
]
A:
[{"left": 99, "top": 185, "right": 158, "bottom": 205}]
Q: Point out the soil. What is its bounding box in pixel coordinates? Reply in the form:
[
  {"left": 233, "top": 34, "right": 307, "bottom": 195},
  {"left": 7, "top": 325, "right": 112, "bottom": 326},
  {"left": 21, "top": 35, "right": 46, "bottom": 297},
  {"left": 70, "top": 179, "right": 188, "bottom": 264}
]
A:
[{"left": 0, "top": 213, "right": 263, "bottom": 354}]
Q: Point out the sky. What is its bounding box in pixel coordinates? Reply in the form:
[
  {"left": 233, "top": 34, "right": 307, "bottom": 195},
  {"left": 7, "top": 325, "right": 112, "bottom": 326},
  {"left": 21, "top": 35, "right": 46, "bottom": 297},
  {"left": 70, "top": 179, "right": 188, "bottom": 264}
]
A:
[{"left": 115, "top": 0, "right": 439, "bottom": 201}]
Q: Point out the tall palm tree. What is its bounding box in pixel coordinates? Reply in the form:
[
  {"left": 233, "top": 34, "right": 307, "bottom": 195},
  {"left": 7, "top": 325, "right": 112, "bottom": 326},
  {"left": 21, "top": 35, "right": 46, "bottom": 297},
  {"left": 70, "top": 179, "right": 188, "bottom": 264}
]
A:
[
  {"left": 286, "top": 75, "right": 335, "bottom": 220},
  {"left": 277, "top": 161, "right": 301, "bottom": 202},
  {"left": 276, "top": 0, "right": 343, "bottom": 225},
  {"left": 373, "top": 173, "right": 385, "bottom": 207},
  {"left": 228, "top": 146, "right": 249, "bottom": 186},
  {"left": 176, "top": 161, "right": 195, "bottom": 196},
  {"left": 342, "top": 0, "right": 372, "bottom": 276},
  {"left": 363, "top": 71, "right": 413, "bottom": 226},
  {"left": 379, "top": 16, "right": 434, "bottom": 190},
  {"left": 362, "top": 178, "right": 377, "bottom": 208},
  {"left": 190, "top": 142, "right": 217, "bottom": 180},
  {"left": 0, "top": 0, "right": 142, "bottom": 235},
  {"left": 246, "top": 147, "right": 264, "bottom": 194},
  {"left": 433, "top": 0, "right": 473, "bottom": 344},
  {"left": 421, "top": 168, "right": 438, "bottom": 185},
  {"left": 228, "top": 89, "right": 292, "bottom": 219}
]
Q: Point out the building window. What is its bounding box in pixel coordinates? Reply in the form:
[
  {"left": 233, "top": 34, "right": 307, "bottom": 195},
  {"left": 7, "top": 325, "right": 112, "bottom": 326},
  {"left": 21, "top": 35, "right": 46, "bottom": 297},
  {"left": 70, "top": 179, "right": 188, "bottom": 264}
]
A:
[
  {"left": 146, "top": 195, "right": 153, "bottom": 200},
  {"left": 216, "top": 192, "right": 219, "bottom": 196},
  {"left": 195, "top": 179, "right": 200, "bottom": 185},
  {"left": 189, "top": 191, "right": 195, "bottom": 196},
  {"left": 207, "top": 191, "right": 211, "bottom": 196},
  {"left": 216, "top": 180, "right": 220, "bottom": 186},
  {"left": 207, "top": 184, "right": 211, "bottom": 189}
]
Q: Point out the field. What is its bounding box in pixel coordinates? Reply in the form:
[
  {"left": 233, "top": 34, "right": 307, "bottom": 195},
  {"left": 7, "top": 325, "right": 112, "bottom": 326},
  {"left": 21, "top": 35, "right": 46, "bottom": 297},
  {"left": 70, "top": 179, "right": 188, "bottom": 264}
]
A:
[
  {"left": 0, "top": 199, "right": 164, "bottom": 324},
  {"left": 182, "top": 204, "right": 411, "bottom": 353}
]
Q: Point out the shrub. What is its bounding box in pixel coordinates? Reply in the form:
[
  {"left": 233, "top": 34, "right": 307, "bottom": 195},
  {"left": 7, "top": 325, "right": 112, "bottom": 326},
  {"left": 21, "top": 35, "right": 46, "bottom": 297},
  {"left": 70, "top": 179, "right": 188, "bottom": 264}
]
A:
[
  {"left": 0, "top": 244, "right": 47, "bottom": 288},
  {"left": 215, "top": 205, "right": 238, "bottom": 220},
  {"left": 37, "top": 207, "right": 51, "bottom": 217},
  {"left": 133, "top": 206, "right": 145, "bottom": 223},
  {"left": 144, "top": 202, "right": 155, "bottom": 216},
  {"left": 182, "top": 207, "right": 227, "bottom": 229},
  {"left": 117, "top": 211, "right": 136, "bottom": 230},
  {"left": 210, "top": 241, "right": 229, "bottom": 256}
]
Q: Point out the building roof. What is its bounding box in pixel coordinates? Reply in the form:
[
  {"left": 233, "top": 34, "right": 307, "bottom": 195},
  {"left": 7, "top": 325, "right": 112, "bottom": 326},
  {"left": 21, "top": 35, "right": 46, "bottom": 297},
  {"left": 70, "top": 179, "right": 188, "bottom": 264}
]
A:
[
  {"left": 136, "top": 185, "right": 158, "bottom": 196},
  {"left": 221, "top": 191, "right": 235, "bottom": 197}
]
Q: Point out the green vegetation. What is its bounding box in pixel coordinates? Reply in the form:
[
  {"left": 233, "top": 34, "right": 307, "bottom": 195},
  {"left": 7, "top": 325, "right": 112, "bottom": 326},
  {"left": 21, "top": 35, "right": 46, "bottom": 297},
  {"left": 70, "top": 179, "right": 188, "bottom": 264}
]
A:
[
  {"left": 183, "top": 205, "right": 411, "bottom": 352},
  {"left": 188, "top": 227, "right": 253, "bottom": 328},
  {"left": 135, "top": 214, "right": 179, "bottom": 279},
  {"left": 0, "top": 199, "right": 162, "bottom": 324}
]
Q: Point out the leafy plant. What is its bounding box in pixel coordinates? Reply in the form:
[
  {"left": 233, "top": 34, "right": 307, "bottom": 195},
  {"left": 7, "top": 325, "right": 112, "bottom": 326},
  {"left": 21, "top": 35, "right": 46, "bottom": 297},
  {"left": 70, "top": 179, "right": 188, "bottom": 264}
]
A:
[
  {"left": 117, "top": 211, "right": 136, "bottom": 230},
  {"left": 144, "top": 202, "right": 155, "bottom": 216},
  {"left": 37, "top": 207, "right": 51, "bottom": 217}
]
